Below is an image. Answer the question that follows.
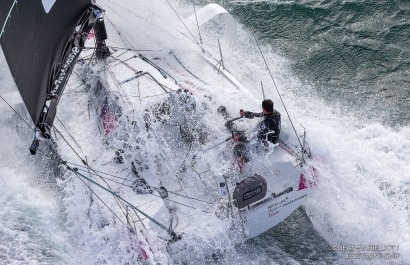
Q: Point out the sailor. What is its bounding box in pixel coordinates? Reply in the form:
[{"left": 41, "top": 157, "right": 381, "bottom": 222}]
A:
[{"left": 240, "top": 99, "right": 281, "bottom": 146}]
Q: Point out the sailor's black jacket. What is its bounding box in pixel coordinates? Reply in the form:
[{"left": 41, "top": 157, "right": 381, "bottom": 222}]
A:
[{"left": 243, "top": 110, "right": 281, "bottom": 144}]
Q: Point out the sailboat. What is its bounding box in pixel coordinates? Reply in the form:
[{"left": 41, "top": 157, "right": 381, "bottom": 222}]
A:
[{"left": 1, "top": 0, "right": 317, "bottom": 261}]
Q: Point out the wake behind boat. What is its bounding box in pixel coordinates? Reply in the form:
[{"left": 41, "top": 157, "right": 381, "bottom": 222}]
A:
[{"left": 1, "top": 0, "right": 317, "bottom": 261}]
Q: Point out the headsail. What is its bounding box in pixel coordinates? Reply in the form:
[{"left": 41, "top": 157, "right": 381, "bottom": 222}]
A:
[{"left": 0, "top": 0, "right": 101, "bottom": 152}]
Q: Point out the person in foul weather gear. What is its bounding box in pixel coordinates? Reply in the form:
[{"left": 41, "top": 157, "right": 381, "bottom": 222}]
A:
[{"left": 240, "top": 99, "right": 281, "bottom": 145}]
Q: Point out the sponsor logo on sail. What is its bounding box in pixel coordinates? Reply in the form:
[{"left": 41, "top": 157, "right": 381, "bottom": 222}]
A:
[{"left": 52, "top": 47, "right": 80, "bottom": 96}]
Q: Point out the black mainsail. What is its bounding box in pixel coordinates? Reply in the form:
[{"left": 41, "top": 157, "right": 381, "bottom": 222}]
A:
[{"left": 0, "top": 0, "right": 101, "bottom": 153}]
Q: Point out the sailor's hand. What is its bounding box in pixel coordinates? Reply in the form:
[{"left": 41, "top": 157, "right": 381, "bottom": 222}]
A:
[{"left": 243, "top": 111, "right": 254, "bottom": 119}]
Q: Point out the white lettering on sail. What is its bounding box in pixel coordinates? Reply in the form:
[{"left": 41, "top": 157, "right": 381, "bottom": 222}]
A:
[
  {"left": 42, "top": 0, "right": 57, "bottom": 13},
  {"left": 51, "top": 47, "right": 80, "bottom": 96}
]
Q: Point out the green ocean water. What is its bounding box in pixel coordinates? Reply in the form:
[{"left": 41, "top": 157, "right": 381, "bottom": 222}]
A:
[
  {"left": 223, "top": 0, "right": 410, "bottom": 126},
  {"left": 183, "top": 1, "right": 410, "bottom": 264}
]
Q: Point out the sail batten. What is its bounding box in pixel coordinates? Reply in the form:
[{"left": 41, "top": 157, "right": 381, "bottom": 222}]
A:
[{"left": 0, "top": 0, "right": 100, "bottom": 142}]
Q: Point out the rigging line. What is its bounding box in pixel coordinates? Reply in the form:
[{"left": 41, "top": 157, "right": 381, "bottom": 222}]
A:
[
  {"left": 75, "top": 166, "right": 213, "bottom": 209},
  {"left": 85, "top": 155, "right": 139, "bottom": 230},
  {"left": 156, "top": 2, "right": 263, "bottom": 98},
  {"left": 177, "top": 29, "right": 199, "bottom": 46},
  {"left": 35, "top": 141, "right": 62, "bottom": 161},
  {"left": 68, "top": 162, "right": 213, "bottom": 205},
  {"left": 136, "top": 198, "right": 163, "bottom": 208},
  {"left": 251, "top": 31, "right": 303, "bottom": 150},
  {"left": 86, "top": 154, "right": 133, "bottom": 219},
  {"left": 89, "top": 48, "right": 177, "bottom": 93},
  {"left": 35, "top": 148, "right": 53, "bottom": 158},
  {"left": 39, "top": 141, "right": 138, "bottom": 233},
  {"left": 136, "top": 74, "right": 142, "bottom": 104},
  {"left": 166, "top": 190, "right": 214, "bottom": 205},
  {"left": 93, "top": 54, "right": 135, "bottom": 76},
  {"left": 68, "top": 63, "right": 126, "bottom": 110},
  {"left": 40, "top": 138, "right": 132, "bottom": 229},
  {"left": 139, "top": 54, "right": 178, "bottom": 84},
  {"left": 129, "top": 92, "right": 169, "bottom": 99},
  {"left": 189, "top": 165, "right": 215, "bottom": 194},
  {"left": 77, "top": 141, "right": 136, "bottom": 224},
  {"left": 67, "top": 153, "right": 213, "bottom": 208},
  {"left": 170, "top": 22, "right": 224, "bottom": 72},
  {"left": 69, "top": 167, "right": 134, "bottom": 233},
  {"left": 141, "top": 73, "right": 176, "bottom": 92},
  {"left": 66, "top": 161, "right": 134, "bottom": 182},
  {"left": 90, "top": 61, "right": 138, "bottom": 103},
  {"left": 173, "top": 142, "right": 193, "bottom": 192},
  {"left": 0, "top": 95, "right": 33, "bottom": 131},
  {"left": 105, "top": 17, "right": 137, "bottom": 50},
  {"left": 192, "top": 2, "right": 203, "bottom": 45},
  {"left": 172, "top": 19, "right": 269, "bottom": 98},
  {"left": 141, "top": 72, "right": 172, "bottom": 93},
  {"left": 133, "top": 92, "right": 169, "bottom": 99},
  {"left": 149, "top": 192, "right": 212, "bottom": 214},
  {"left": 0, "top": 0, "right": 17, "bottom": 39},
  {"left": 39, "top": 111, "right": 135, "bottom": 227},
  {"left": 171, "top": 52, "right": 208, "bottom": 85},
  {"left": 107, "top": 64, "right": 129, "bottom": 106},
  {"left": 62, "top": 83, "right": 86, "bottom": 95},
  {"left": 62, "top": 68, "right": 91, "bottom": 95},
  {"left": 113, "top": 52, "right": 178, "bottom": 88},
  {"left": 54, "top": 117, "right": 140, "bottom": 230},
  {"left": 66, "top": 165, "right": 178, "bottom": 237},
  {"left": 88, "top": 34, "right": 97, "bottom": 65},
  {"left": 164, "top": 0, "right": 200, "bottom": 47},
  {"left": 199, "top": 38, "right": 305, "bottom": 131},
  {"left": 82, "top": 166, "right": 213, "bottom": 210},
  {"left": 67, "top": 78, "right": 85, "bottom": 86},
  {"left": 115, "top": 50, "right": 129, "bottom": 58},
  {"left": 88, "top": 35, "right": 97, "bottom": 66},
  {"left": 75, "top": 167, "right": 134, "bottom": 186},
  {"left": 66, "top": 159, "right": 212, "bottom": 206},
  {"left": 94, "top": 66, "right": 125, "bottom": 109},
  {"left": 84, "top": 46, "right": 169, "bottom": 52},
  {"left": 55, "top": 116, "right": 83, "bottom": 151},
  {"left": 53, "top": 127, "right": 86, "bottom": 165},
  {"left": 77, "top": 51, "right": 95, "bottom": 60},
  {"left": 72, "top": 67, "right": 90, "bottom": 85}
]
